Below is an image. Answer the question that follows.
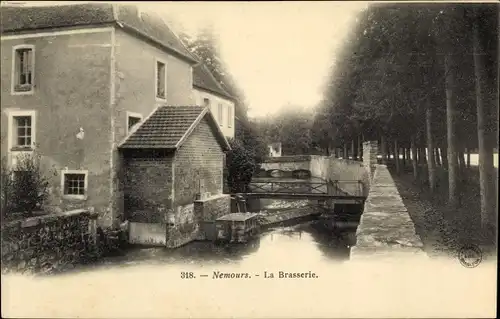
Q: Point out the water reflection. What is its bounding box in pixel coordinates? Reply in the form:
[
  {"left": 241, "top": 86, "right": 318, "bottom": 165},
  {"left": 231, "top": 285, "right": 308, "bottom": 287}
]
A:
[{"left": 92, "top": 220, "right": 354, "bottom": 272}]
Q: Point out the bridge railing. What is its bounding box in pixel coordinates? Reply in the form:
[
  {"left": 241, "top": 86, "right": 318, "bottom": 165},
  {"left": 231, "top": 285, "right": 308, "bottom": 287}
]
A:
[
  {"left": 248, "top": 181, "right": 328, "bottom": 194},
  {"left": 247, "top": 180, "right": 364, "bottom": 197}
]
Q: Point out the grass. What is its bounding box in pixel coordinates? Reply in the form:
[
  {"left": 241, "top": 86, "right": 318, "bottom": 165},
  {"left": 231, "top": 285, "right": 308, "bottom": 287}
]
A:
[{"left": 388, "top": 161, "right": 497, "bottom": 258}]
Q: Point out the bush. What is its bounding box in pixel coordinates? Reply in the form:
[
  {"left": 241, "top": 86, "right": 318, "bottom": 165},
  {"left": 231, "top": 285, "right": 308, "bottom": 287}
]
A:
[
  {"left": 1, "top": 157, "right": 14, "bottom": 221},
  {"left": 1, "top": 152, "right": 53, "bottom": 219},
  {"left": 226, "top": 138, "right": 257, "bottom": 193}
]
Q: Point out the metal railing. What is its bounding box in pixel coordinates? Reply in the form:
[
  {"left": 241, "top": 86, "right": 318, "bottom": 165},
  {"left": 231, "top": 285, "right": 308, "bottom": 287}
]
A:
[{"left": 247, "top": 180, "right": 364, "bottom": 197}]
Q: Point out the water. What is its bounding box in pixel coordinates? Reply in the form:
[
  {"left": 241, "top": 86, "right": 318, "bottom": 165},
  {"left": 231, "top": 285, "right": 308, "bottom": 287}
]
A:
[
  {"left": 67, "top": 198, "right": 358, "bottom": 272},
  {"left": 88, "top": 220, "right": 353, "bottom": 271}
]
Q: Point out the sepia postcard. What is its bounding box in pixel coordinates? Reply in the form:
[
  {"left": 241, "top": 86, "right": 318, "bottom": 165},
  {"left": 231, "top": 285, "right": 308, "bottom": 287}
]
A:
[{"left": 0, "top": 1, "right": 498, "bottom": 318}]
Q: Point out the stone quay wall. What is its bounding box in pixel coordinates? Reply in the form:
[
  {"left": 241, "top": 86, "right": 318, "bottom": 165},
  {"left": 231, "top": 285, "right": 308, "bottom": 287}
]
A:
[
  {"left": 350, "top": 164, "right": 426, "bottom": 260},
  {"left": 1, "top": 209, "right": 99, "bottom": 274}
]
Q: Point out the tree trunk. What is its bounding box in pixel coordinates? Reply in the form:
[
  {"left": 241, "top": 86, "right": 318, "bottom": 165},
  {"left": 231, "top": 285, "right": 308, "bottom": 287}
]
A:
[
  {"left": 435, "top": 148, "right": 442, "bottom": 166},
  {"left": 441, "top": 146, "right": 448, "bottom": 169},
  {"left": 352, "top": 139, "right": 357, "bottom": 160},
  {"left": 426, "top": 106, "right": 436, "bottom": 191},
  {"left": 466, "top": 148, "right": 471, "bottom": 168},
  {"left": 359, "top": 134, "right": 364, "bottom": 160},
  {"left": 407, "top": 147, "right": 412, "bottom": 167},
  {"left": 387, "top": 144, "right": 391, "bottom": 163},
  {"left": 394, "top": 140, "right": 400, "bottom": 174},
  {"left": 411, "top": 136, "right": 418, "bottom": 180},
  {"left": 444, "top": 53, "right": 460, "bottom": 208},
  {"left": 473, "top": 12, "right": 497, "bottom": 230},
  {"left": 343, "top": 143, "right": 348, "bottom": 159},
  {"left": 381, "top": 136, "right": 387, "bottom": 164},
  {"left": 402, "top": 146, "right": 406, "bottom": 167}
]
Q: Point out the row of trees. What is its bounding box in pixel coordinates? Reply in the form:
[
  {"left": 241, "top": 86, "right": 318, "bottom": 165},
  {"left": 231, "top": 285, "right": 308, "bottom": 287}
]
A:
[{"left": 312, "top": 3, "right": 498, "bottom": 230}]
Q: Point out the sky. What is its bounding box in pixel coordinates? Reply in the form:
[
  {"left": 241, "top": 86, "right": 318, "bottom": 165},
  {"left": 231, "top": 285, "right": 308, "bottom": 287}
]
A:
[{"left": 2, "top": 1, "right": 367, "bottom": 118}]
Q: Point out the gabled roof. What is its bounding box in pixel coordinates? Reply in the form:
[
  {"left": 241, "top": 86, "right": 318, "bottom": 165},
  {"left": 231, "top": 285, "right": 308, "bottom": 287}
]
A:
[
  {"left": 0, "top": 3, "right": 198, "bottom": 65},
  {"left": 119, "top": 106, "right": 231, "bottom": 151},
  {"left": 193, "top": 63, "right": 234, "bottom": 101}
]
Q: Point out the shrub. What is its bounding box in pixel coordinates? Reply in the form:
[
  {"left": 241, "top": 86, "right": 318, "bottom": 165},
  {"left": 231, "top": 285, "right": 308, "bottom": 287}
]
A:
[
  {"left": 1, "top": 152, "right": 53, "bottom": 218},
  {"left": 1, "top": 157, "right": 15, "bottom": 221},
  {"left": 226, "top": 138, "right": 257, "bottom": 193}
]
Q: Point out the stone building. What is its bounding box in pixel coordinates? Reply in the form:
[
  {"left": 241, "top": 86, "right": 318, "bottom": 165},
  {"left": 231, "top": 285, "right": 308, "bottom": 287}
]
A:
[
  {"left": 120, "top": 106, "right": 230, "bottom": 247},
  {"left": 0, "top": 3, "right": 232, "bottom": 246}
]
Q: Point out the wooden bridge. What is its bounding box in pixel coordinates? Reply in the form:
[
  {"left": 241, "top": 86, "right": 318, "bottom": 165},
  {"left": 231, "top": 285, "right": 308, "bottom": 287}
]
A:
[{"left": 237, "top": 178, "right": 366, "bottom": 204}]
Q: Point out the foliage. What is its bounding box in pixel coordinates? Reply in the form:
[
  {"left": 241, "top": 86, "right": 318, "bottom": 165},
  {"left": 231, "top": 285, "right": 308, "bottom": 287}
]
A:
[
  {"left": 1, "top": 152, "right": 54, "bottom": 219},
  {"left": 255, "top": 107, "right": 314, "bottom": 155},
  {"left": 316, "top": 3, "right": 497, "bottom": 147},
  {"left": 225, "top": 138, "right": 258, "bottom": 193},
  {"left": 1, "top": 156, "right": 14, "bottom": 221}
]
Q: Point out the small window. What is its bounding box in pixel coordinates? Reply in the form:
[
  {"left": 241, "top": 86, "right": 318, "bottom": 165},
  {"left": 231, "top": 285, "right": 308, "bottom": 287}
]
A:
[
  {"left": 227, "top": 105, "right": 233, "bottom": 128},
  {"left": 62, "top": 170, "right": 88, "bottom": 199},
  {"left": 156, "top": 60, "right": 166, "bottom": 100},
  {"left": 203, "top": 98, "right": 210, "bottom": 108},
  {"left": 126, "top": 112, "right": 143, "bottom": 134},
  {"left": 13, "top": 45, "right": 34, "bottom": 93},
  {"left": 218, "top": 104, "right": 223, "bottom": 126}
]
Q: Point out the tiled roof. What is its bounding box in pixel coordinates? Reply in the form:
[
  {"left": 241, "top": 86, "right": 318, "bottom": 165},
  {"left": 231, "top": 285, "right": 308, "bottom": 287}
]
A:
[
  {"left": 119, "top": 106, "right": 230, "bottom": 150},
  {"left": 0, "top": 3, "right": 197, "bottom": 64},
  {"left": 193, "top": 64, "right": 234, "bottom": 101}
]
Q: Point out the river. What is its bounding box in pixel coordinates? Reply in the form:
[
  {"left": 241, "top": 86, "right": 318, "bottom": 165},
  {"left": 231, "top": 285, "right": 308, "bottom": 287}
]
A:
[
  {"left": 76, "top": 198, "right": 357, "bottom": 271},
  {"left": 2, "top": 199, "right": 496, "bottom": 318}
]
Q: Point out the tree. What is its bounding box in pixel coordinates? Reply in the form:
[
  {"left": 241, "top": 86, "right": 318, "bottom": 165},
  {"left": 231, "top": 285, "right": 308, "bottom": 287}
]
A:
[
  {"left": 1, "top": 152, "right": 53, "bottom": 219},
  {"left": 226, "top": 138, "right": 257, "bottom": 193},
  {"left": 471, "top": 5, "right": 498, "bottom": 231}
]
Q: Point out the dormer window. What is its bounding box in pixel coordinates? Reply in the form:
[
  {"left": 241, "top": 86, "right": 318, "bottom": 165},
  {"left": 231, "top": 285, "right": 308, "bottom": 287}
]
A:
[{"left": 12, "top": 45, "right": 35, "bottom": 94}]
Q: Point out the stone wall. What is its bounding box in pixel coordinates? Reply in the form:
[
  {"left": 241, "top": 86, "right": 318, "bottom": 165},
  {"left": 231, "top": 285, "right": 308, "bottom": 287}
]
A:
[
  {"left": 174, "top": 117, "right": 224, "bottom": 206},
  {"left": 194, "top": 194, "right": 231, "bottom": 241},
  {"left": 166, "top": 203, "right": 199, "bottom": 248},
  {"left": 350, "top": 165, "right": 426, "bottom": 260},
  {"left": 123, "top": 151, "right": 173, "bottom": 223},
  {"left": 309, "top": 156, "right": 370, "bottom": 196},
  {"left": 1, "top": 209, "right": 99, "bottom": 274}
]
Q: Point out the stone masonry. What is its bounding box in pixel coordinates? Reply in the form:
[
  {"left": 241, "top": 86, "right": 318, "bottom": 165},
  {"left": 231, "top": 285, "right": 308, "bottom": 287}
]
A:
[
  {"left": 350, "top": 164, "right": 426, "bottom": 260},
  {"left": 363, "top": 141, "right": 378, "bottom": 179}
]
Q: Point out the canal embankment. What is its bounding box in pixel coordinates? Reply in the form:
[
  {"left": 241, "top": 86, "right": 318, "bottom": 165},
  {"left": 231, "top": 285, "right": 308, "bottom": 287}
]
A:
[{"left": 350, "top": 164, "right": 427, "bottom": 260}]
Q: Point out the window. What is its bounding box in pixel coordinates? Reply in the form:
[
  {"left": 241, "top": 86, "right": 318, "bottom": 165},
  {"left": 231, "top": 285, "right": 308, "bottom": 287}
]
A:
[
  {"left": 227, "top": 105, "right": 233, "bottom": 128},
  {"left": 155, "top": 59, "right": 166, "bottom": 100},
  {"left": 218, "top": 104, "right": 223, "bottom": 126},
  {"left": 8, "top": 110, "right": 36, "bottom": 150},
  {"left": 62, "top": 170, "right": 88, "bottom": 199},
  {"left": 15, "top": 116, "right": 32, "bottom": 147},
  {"left": 12, "top": 45, "right": 35, "bottom": 94},
  {"left": 203, "top": 98, "right": 210, "bottom": 108},
  {"left": 126, "top": 112, "right": 143, "bottom": 134}
]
